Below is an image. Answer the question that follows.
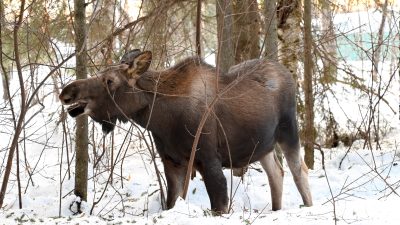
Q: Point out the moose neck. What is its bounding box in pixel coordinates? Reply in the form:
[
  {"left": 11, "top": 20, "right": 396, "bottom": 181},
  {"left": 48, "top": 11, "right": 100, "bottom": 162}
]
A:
[
  {"left": 126, "top": 74, "right": 162, "bottom": 131},
  {"left": 129, "top": 92, "right": 155, "bottom": 129},
  {"left": 128, "top": 58, "right": 214, "bottom": 135},
  {"left": 128, "top": 70, "right": 181, "bottom": 136}
]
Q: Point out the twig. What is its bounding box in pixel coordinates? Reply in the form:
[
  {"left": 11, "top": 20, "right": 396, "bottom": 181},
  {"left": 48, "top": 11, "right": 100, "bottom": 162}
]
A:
[{"left": 315, "top": 143, "right": 337, "bottom": 225}]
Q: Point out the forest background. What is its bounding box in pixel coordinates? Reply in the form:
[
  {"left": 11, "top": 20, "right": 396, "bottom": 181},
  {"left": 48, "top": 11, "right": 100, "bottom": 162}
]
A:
[{"left": 0, "top": 0, "right": 399, "bottom": 224}]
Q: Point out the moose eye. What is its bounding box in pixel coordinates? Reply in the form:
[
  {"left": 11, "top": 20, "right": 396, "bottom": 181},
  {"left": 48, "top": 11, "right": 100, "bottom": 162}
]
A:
[{"left": 106, "top": 79, "right": 113, "bottom": 85}]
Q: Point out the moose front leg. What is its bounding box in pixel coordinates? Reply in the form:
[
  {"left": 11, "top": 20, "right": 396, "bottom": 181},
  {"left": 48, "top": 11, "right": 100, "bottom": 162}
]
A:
[
  {"left": 197, "top": 158, "right": 229, "bottom": 214},
  {"left": 163, "top": 158, "right": 186, "bottom": 209}
]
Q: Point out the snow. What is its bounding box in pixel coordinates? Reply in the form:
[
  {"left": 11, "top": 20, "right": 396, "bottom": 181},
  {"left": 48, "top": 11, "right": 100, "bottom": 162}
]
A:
[{"left": 1, "top": 109, "right": 399, "bottom": 225}]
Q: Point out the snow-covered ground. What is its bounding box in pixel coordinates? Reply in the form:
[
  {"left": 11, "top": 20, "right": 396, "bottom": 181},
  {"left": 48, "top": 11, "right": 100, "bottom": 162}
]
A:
[{"left": 0, "top": 124, "right": 399, "bottom": 225}]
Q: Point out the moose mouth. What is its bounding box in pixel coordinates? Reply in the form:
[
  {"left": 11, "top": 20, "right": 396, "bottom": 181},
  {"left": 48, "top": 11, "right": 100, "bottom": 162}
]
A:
[{"left": 66, "top": 101, "right": 87, "bottom": 118}]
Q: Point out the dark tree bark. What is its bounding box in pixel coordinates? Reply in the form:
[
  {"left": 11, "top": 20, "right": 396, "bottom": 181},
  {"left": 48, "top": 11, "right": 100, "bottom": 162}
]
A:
[
  {"left": 144, "top": 1, "right": 168, "bottom": 68},
  {"left": 303, "top": 0, "right": 315, "bottom": 169},
  {"left": 216, "top": 0, "right": 235, "bottom": 73},
  {"left": 1, "top": 71, "right": 8, "bottom": 100},
  {"left": 233, "top": 0, "right": 260, "bottom": 63},
  {"left": 74, "top": 0, "right": 89, "bottom": 201},
  {"left": 0, "top": 0, "right": 9, "bottom": 101},
  {"left": 196, "top": 0, "right": 202, "bottom": 57}
]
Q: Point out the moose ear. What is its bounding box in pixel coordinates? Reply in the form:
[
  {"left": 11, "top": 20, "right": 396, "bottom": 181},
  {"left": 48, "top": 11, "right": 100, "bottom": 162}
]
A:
[
  {"left": 120, "top": 49, "right": 141, "bottom": 65},
  {"left": 127, "top": 51, "right": 152, "bottom": 76}
]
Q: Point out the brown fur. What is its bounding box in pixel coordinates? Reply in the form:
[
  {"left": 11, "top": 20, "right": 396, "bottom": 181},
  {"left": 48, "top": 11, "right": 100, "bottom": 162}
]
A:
[{"left": 59, "top": 54, "right": 312, "bottom": 213}]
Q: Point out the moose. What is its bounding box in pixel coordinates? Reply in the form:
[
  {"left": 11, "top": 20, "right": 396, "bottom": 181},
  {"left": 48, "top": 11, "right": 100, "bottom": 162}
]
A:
[{"left": 59, "top": 49, "right": 312, "bottom": 214}]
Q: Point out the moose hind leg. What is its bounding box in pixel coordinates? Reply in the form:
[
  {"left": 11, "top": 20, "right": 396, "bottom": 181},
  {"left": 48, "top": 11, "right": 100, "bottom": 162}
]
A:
[
  {"left": 280, "top": 141, "right": 313, "bottom": 207},
  {"left": 163, "top": 158, "right": 186, "bottom": 209},
  {"left": 259, "top": 151, "right": 284, "bottom": 211}
]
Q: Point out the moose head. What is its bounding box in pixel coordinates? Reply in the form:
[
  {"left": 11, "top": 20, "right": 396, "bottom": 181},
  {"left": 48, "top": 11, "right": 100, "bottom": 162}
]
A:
[{"left": 59, "top": 50, "right": 152, "bottom": 133}]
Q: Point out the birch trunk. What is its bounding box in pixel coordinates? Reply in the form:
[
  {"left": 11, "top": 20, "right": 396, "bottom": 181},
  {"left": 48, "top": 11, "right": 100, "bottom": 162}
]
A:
[{"left": 277, "top": 0, "right": 301, "bottom": 81}]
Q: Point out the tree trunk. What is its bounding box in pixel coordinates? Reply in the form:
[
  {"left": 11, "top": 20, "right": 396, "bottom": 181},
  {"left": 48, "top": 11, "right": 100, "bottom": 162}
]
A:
[
  {"left": 0, "top": 0, "right": 9, "bottom": 101},
  {"left": 195, "top": 0, "right": 202, "bottom": 57},
  {"left": 303, "top": 0, "right": 315, "bottom": 169},
  {"left": 74, "top": 0, "right": 89, "bottom": 201},
  {"left": 233, "top": 0, "right": 260, "bottom": 63},
  {"left": 277, "top": 0, "right": 303, "bottom": 128},
  {"left": 264, "top": 0, "right": 278, "bottom": 60},
  {"left": 277, "top": 0, "right": 301, "bottom": 81},
  {"left": 101, "top": 0, "right": 116, "bottom": 66},
  {"left": 1, "top": 71, "right": 8, "bottom": 100},
  {"left": 372, "top": 0, "right": 389, "bottom": 81},
  {"left": 319, "top": 0, "right": 337, "bottom": 84},
  {"left": 146, "top": 1, "right": 168, "bottom": 69},
  {"left": 216, "top": 0, "right": 235, "bottom": 73}
]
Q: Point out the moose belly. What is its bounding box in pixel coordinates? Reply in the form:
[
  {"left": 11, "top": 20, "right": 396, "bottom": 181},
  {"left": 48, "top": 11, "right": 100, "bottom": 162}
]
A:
[{"left": 217, "top": 126, "right": 277, "bottom": 168}]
